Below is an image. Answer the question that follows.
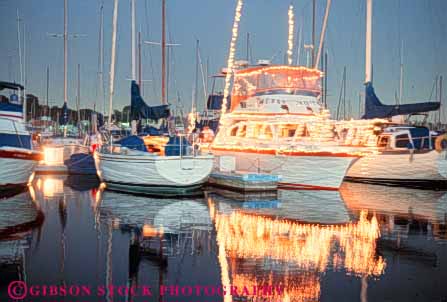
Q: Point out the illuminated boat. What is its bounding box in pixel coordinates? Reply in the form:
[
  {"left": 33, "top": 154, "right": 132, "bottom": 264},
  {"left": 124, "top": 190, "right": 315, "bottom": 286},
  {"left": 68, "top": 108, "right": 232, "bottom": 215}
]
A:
[
  {"left": 0, "top": 82, "right": 42, "bottom": 189},
  {"left": 211, "top": 64, "right": 363, "bottom": 190}
]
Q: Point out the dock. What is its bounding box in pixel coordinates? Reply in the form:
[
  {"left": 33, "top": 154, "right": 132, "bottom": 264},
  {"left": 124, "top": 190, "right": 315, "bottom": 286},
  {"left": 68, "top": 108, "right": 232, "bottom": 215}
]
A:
[{"left": 207, "top": 171, "right": 280, "bottom": 193}]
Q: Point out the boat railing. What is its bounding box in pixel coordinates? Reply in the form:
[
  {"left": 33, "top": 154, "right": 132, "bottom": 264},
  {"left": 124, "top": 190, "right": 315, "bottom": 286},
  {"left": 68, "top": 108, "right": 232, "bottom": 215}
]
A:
[{"left": 97, "top": 143, "right": 202, "bottom": 157}]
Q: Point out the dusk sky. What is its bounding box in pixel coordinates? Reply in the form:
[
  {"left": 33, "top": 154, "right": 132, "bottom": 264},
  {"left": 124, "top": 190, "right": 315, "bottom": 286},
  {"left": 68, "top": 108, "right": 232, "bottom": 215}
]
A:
[{"left": 1, "top": 0, "right": 446, "bottom": 120}]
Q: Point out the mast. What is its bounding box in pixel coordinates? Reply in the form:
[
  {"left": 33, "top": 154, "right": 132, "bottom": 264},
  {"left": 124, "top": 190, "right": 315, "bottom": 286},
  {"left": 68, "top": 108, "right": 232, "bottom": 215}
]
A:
[
  {"left": 46, "top": 66, "right": 50, "bottom": 127},
  {"left": 98, "top": 0, "right": 105, "bottom": 114},
  {"left": 398, "top": 40, "right": 403, "bottom": 105},
  {"left": 311, "top": 0, "right": 316, "bottom": 67},
  {"left": 23, "top": 22, "right": 26, "bottom": 119},
  {"left": 138, "top": 31, "right": 142, "bottom": 87},
  {"left": 246, "top": 32, "right": 250, "bottom": 63},
  {"left": 17, "top": 9, "right": 25, "bottom": 121},
  {"left": 64, "top": 0, "right": 68, "bottom": 104},
  {"left": 161, "top": 0, "right": 167, "bottom": 104},
  {"left": 365, "top": 0, "right": 372, "bottom": 83},
  {"left": 131, "top": 0, "right": 136, "bottom": 81},
  {"left": 77, "top": 63, "right": 81, "bottom": 128},
  {"left": 439, "top": 76, "right": 443, "bottom": 125},
  {"left": 194, "top": 39, "right": 199, "bottom": 113},
  {"left": 324, "top": 51, "right": 328, "bottom": 108},
  {"left": 108, "top": 0, "right": 119, "bottom": 126},
  {"left": 314, "top": 0, "right": 331, "bottom": 69}
]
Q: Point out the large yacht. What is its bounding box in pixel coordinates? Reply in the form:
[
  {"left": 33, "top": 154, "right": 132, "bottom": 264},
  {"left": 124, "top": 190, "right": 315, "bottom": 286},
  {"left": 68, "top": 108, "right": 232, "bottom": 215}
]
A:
[{"left": 211, "top": 63, "right": 366, "bottom": 190}]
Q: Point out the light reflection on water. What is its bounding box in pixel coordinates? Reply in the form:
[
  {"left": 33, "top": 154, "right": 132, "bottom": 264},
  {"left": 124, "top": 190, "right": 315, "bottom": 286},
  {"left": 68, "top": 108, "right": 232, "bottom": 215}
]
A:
[{"left": 0, "top": 175, "right": 446, "bottom": 301}]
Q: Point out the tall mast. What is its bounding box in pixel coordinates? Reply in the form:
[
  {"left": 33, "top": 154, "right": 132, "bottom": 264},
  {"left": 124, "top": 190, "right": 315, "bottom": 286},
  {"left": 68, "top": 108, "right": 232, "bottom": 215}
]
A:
[
  {"left": 161, "top": 0, "right": 167, "bottom": 104},
  {"left": 194, "top": 39, "right": 199, "bottom": 112},
  {"left": 314, "top": 0, "right": 331, "bottom": 69},
  {"left": 138, "top": 31, "right": 142, "bottom": 87},
  {"left": 439, "top": 76, "right": 443, "bottom": 125},
  {"left": 46, "top": 66, "right": 50, "bottom": 125},
  {"left": 311, "top": 0, "right": 316, "bottom": 67},
  {"left": 17, "top": 9, "right": 25, "bottom": 121},
  {"left": 98, "top": 0, "right": 105, "bottom": 114},
  {"left": 131, "top": 0, "right": 136, "bottom": 81},
  {"left": 398, "top": 40, "right": 403, "bottom": 105},
  {"left": 365, "top": 0, "right": 372, "bottom": 83},
  {"left": 64, "top": 0, "right": 68, "bottom": 104},
  {"left": 108, "top": 0, "right": 119, "bottom": 125},
  {"left": 324, "top": 51, "right": 328, "bottom": 108},
  {"left": 246, "top": 32, "right": 250, "bottom": 63},
  {"left": 77, "top": 63, "right": 81, "bottom": 127}
]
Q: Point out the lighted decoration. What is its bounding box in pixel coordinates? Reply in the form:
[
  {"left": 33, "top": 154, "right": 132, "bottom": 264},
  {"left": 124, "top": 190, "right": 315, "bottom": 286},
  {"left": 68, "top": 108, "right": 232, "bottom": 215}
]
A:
[
  {"left": 221, "top": 0, "right": 244, "bottom": 116},
  {"left": 142, "top": 224, "right": 164, "bottom": 237},
  {"left": 43, "top": 177, "right": 64, "bottom": 197},
  {"left": 288, "top": 4, "right": 295, "bottom": 65},
  {"left": 43, "top": 146, "right": 65, "bottom": 165},
  {"left": 187, "top": 110, "right": 196, "bottom": 134},
  {"left": 213, "top": 209, "right": 385, "bottom": 277}
]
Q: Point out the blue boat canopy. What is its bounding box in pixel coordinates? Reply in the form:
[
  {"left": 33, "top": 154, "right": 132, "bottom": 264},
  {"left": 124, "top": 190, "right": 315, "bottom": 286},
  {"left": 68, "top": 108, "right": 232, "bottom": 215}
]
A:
[
  {"left": 131, "top": 81, "right": 170, "bottom": 121},
  {"left": 115, "top": 135, "right": 147, "bottom": 152},
  {"left": 362, "top": 82, "right": 440, "bottom": 119}
]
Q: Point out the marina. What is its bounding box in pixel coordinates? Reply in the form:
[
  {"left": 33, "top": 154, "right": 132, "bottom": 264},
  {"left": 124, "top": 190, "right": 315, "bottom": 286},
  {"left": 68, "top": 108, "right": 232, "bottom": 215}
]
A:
[{"left": 0, "top": 0, "right": 447, "bottom": 300}]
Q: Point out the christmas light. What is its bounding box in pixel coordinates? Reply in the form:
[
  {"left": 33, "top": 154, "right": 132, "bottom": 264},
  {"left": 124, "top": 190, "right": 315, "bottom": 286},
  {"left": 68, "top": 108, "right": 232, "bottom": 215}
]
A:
[
  {"left": 287, "top": 4, "right": 295, "bottom": 65},
  {"left": 221, "top": 0, "right": 244, "bottom": 116}
]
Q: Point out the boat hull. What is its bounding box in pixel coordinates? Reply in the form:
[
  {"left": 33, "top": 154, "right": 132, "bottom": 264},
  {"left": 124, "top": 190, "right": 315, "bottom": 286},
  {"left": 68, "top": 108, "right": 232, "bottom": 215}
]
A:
[
  {"left": 94, "top": 151, "right": 214, "bottom": 195},
  {"left": 0, "top": 148, "right": 40, "bottom": 187},
  {"left": 211, "top": 150, "right": 357, "bottom": 190},
  {"left": 346, "top": 150, "right": 447, "bottom": 189}
]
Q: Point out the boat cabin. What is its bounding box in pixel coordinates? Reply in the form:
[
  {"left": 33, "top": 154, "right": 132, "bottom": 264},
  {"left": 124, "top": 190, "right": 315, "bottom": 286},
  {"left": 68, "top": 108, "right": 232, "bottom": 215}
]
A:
[
  {"left": 230, "top": 65, "right": 324, "bottom": 115},
  {"left": 376, "top": 126, "right": 435, "bottom": 151}
]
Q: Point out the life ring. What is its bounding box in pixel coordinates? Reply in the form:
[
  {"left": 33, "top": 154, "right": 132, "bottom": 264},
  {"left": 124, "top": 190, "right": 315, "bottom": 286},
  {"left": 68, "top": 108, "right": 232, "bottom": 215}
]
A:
[{"left": 435, "top": 134, "right": 447, "bottom": 153}]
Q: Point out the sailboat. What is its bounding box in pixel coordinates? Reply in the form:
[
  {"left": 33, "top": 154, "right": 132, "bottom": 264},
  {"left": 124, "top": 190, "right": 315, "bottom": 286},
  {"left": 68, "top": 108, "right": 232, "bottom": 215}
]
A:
[
  {"left": 0, "top": 81, "right": 42, "bottom": 190},
  {"left": 94, "top": 0, "right": 213, "bottom": 196},
  {"left": 343, "top": 0, "right": 447, "bottom": 189}
]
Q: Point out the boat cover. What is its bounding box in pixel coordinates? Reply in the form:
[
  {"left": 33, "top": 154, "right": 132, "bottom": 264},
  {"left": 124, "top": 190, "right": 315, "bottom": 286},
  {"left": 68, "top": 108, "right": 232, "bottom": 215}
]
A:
[
  {"left": 130, "top": 81, "right": 170, "bottom": 121},
  {"left": 0, "top": 81, "right": 24, "bottom": 91},
  {"left": 362, "top": 82, "right": 440, "bottom": 119},
  {"left": 115, "top": 135, "right": 147, "bottom": 152}
]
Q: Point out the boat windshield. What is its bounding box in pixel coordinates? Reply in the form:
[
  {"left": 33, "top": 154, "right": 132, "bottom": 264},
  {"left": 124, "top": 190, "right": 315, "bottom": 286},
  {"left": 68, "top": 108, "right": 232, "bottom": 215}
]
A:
[{"left": 232, "top": 66, "right": 322, "bottom": 99}]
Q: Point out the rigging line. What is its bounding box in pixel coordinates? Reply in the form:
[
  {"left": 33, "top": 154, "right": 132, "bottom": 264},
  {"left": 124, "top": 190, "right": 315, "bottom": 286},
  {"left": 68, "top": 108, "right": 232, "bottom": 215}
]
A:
[{"left": 197, "top": 44, "right": 208, "bottom": 109}]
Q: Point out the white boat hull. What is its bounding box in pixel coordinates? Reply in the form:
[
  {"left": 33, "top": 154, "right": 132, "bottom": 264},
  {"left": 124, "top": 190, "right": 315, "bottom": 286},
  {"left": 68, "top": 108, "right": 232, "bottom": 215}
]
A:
[
  {"left": 346, "top": 150, "right": 447, "bottom": 189},
  {"left": 212, "top": 150, "right": 357, "bottom": 190},
  {"left": 94, "top": 151, "right": 214, "bottom": 195},
  {"left": 0, "top": 148, "right": 40, "bottom": 187}
]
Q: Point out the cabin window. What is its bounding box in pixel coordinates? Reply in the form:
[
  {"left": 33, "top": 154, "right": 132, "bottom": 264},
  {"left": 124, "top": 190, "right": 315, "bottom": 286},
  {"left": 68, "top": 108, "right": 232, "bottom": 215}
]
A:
[
  {"left": 262, "top": 126, "right": 273, "bottom": 140},
  {"left": 378, "top": 136, "right": 389, "bottom": 148},
  {"left": 279, "top": 124, "right": 297, "bottom": 138},
  {"left": 251, "top": 124, "right": 263, "bottom": 138},
  {"left": 238, "top": 125, "right": 247, "bottom": 137},
  {"left": 395, "top": 134, "right": 411, "bottom": 148},
  {"left": 230, "top": 126, "right": 238, "bottom": 137}
]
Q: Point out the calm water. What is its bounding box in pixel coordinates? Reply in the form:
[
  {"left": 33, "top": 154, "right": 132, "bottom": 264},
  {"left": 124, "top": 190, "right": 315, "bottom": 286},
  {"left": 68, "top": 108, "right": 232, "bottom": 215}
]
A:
[{"left": 1, "top": 175, "right": 447, "bottom": 302}]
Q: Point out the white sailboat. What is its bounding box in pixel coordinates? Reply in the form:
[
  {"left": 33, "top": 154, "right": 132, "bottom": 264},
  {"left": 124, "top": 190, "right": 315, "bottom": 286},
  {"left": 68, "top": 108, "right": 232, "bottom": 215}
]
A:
[
  {"left": 343, "top": 0, "right": 447, "bottom": 189},
  {"left": 94, "top": 0, "right": 213, "bottom": 196}
]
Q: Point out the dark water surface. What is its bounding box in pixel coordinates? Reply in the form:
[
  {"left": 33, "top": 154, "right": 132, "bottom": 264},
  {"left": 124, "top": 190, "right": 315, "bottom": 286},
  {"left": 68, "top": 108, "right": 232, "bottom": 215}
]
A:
[{"left": 1, "top": 175, "right": 447, "bottom": 302}]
